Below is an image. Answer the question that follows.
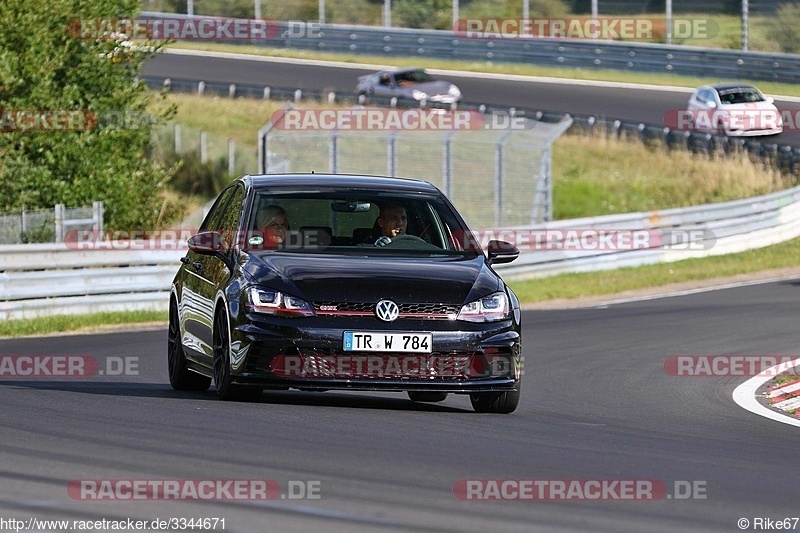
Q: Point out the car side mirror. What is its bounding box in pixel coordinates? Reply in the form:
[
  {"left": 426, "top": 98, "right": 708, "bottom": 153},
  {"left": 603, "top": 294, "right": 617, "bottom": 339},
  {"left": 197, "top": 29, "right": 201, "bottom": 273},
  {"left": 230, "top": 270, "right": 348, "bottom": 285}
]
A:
[
  {"left": 188, "top": 231, "right": 224, "bottom": 255},
  {"left": 766, "top": 96, "right": 774, "bottom": 104},
  {"left": 486, "top": 240, "right": 519, "bottom": 264},
  {"left": 707, "top": 101, "right": 717, "bottom": 109}
]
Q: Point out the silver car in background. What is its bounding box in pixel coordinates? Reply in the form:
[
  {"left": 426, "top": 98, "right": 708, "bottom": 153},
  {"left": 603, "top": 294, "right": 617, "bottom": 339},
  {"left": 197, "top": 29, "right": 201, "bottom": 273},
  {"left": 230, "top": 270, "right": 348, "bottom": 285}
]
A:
[
  {"left": 687, "top": 83, "right": 783, "bottom": 137},
  {"left": 356, "top": 67, "right": 462, "bottom": 104}
]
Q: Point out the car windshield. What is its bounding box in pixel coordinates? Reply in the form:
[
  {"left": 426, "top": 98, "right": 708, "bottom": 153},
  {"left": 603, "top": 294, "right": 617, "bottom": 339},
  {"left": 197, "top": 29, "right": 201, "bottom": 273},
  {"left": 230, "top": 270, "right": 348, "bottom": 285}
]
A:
[
  {"left": 395, "top": 69, "right": 435, "bottom": 84},
  {"left": 245, "top": 189, "right": 479, "bottom": 257},
  {"left": 716, "top": 87, "right": 764, "bottom": 105}
]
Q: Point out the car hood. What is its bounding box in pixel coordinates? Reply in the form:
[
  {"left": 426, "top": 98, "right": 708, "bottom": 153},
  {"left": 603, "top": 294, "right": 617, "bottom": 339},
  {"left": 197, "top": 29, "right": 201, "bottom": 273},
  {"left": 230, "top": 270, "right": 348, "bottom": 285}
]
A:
[
  {"left": 403, "top": 80, "right": 456, "bottom": 96},
  {"left": 719, "top": 101, "right": 778, "bottom": 112},
  {"left": 243, "top": 252, "right": 500, "bottom": 305}
]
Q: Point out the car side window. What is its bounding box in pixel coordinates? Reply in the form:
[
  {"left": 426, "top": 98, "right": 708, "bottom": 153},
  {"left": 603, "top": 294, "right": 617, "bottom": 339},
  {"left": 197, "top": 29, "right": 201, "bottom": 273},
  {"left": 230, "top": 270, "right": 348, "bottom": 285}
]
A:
[
  {"left": 217, "top": 185, "right": 247, "bottom": 252},
  {"left": 200, "top": 186, "right": 236, "bottom": 232},
  {"left": 701, "top": 89, "right": 716, "bottom": 104}
]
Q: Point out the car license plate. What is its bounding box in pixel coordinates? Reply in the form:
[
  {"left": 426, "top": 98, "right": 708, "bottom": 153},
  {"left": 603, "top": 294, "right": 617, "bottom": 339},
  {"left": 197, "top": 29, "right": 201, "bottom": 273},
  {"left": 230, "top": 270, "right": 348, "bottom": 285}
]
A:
[{"left": 343, "top": 332, "right": 432, "bottom": 353}]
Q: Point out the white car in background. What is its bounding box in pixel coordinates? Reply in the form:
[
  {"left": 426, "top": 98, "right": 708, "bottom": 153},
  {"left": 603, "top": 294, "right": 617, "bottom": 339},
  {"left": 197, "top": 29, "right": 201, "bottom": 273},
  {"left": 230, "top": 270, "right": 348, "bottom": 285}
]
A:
[{"left": 687, "top": 83, "right": 783, "bottom": 136}]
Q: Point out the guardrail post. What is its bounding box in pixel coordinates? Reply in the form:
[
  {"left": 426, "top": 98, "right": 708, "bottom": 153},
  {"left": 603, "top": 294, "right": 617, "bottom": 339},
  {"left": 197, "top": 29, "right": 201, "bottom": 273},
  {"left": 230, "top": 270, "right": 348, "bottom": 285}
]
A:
[
  {"left": 327, "top": 91, "right": 336, "bottom": 104},
  {"left": 198, "top": 81, "right": 205, "bottom": 96},
  {"left": 229, "top": 84, "right": 236, "bottom": 98},
  {"left": 54, "top": 204, "right": 64, "bottom": 243},
  {"left": 263, "top": 87, "right": 271, "bottom": 100},
  {"left": 93, "top": 201, "right": 104, "bottom": 236},
  {"left": 294, "top": 89, "right": 302, "bottom": 102},
  {"left": 200, "top": 131, "right": 208, "bottom": 163}
]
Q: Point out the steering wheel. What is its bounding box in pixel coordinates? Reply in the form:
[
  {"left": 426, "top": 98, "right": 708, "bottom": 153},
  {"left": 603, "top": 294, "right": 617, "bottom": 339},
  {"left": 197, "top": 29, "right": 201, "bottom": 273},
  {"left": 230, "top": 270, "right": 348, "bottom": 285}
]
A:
[{"left": 389, "top": 234, "right": 427, "bottom": 244}]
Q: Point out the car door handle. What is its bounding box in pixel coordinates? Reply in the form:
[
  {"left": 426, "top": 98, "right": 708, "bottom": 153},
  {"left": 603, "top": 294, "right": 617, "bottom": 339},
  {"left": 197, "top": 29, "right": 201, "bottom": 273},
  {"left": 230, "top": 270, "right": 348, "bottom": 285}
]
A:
[
  {"left": 180, "top": 257, "right": 190, "bottom": 265},
  {"left": 192, "top": 261, "right": 204, "bottom": 270}
]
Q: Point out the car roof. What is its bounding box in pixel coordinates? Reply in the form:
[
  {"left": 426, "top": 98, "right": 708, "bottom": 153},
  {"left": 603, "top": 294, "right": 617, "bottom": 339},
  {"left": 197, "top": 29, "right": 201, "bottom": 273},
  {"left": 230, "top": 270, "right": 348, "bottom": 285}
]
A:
[
  {"left": 380, "top": 67, "right": 425, "bottom": 75},
  {"left": 242, "top": 173, "right": 439, "bottom": 193},
  {"left": 706, "top": 83, "right": 757, "bottom": 92}
]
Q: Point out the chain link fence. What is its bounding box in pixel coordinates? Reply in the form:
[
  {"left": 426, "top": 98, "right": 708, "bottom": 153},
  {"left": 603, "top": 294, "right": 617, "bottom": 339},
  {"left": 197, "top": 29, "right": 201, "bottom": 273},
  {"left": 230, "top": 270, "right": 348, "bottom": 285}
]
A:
[
  {"left": 0, "top": 203, "right": 104, "bottom": 245},
  {"left": 151, "top": 122, "right": 258, "bottom": 191},
  {"left": 258, "top": 111, "right": 572, "bottom": 227}
]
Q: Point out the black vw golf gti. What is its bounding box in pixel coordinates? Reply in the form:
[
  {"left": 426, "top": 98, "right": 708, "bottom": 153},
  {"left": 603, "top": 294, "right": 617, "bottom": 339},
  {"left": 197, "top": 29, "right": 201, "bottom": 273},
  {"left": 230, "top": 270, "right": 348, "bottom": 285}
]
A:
[{"left": 168, "top": 174, "right": 523, "bottom": 413}]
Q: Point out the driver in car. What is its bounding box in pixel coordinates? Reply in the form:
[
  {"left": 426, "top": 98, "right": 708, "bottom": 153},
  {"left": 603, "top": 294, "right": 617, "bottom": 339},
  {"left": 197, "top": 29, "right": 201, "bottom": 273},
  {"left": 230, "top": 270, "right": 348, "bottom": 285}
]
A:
[{"left": 374, "top": 204, "right": 407, "bottom": 246}]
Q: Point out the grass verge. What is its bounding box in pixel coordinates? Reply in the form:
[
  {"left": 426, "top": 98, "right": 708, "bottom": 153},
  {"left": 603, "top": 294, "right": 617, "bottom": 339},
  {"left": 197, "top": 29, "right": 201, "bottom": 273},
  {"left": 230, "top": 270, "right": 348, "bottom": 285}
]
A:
[
  {"left": 508, "top": 236, "right": 800, "bottom": 304},
  {"left": 0, "top": 310, "right": 167, "bottom": 338}
]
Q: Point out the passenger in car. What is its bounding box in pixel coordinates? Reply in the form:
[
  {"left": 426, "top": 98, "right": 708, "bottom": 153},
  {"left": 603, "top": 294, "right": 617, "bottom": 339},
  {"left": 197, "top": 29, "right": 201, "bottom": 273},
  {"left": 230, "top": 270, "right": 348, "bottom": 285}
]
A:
[{"left": 257, "top": 205, "right": 289, "bottom": 248}]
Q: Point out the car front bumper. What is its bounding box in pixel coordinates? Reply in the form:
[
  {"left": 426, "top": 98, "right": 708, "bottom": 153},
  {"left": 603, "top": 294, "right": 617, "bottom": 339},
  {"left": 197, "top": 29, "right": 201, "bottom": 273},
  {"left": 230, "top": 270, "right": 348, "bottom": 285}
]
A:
[{"left": 228, "top": 314, "right": 522, "bottom": 393}]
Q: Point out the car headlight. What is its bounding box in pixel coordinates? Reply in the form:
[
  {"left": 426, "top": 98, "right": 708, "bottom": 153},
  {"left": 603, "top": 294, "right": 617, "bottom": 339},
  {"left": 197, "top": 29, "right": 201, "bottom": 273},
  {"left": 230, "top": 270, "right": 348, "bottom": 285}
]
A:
[
  {"left": 411, "top": 89, "right": 428, "bottom": 100},
  {"left": 457, "top": 292, "right": 510, "bottom": 323},
  {"left": 248, "top": 287, "right": 315, "bottom": 317},
  {"left": 448, "top": 85, "right": 461, "bottom": 97}
]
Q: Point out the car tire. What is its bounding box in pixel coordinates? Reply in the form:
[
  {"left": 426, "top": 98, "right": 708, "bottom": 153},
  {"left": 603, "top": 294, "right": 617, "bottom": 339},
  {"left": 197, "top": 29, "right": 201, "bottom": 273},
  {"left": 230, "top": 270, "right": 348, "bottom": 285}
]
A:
[
  {"left": 469, "top": 386, "right": 520, "bottom": 414},
  {"left": 168, "top": 298, "right": 211, "bottom": 391},
  {"left": 407, "top": 392, "right": 448, "bottom": 403},
  {"left": 212, "top": 309, "right": 262, "bottom": 402}
]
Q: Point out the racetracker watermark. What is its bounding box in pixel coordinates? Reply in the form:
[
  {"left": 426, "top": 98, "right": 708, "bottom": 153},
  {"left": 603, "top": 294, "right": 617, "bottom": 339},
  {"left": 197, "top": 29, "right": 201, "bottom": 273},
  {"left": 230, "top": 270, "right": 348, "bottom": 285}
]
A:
[
  {"left": 453, "top": 18, "right": 718, "bottom": 40},
  {"left": 0, "top": 356, "right": 138, "bottom": 378},
  {"left": 68, "top": 479, "right": 321, "bottom": 500},
  {"left": 459, "top": 228, "right": 716, "bottom": 252},
  {"left": 68, "top": 17, "right": 321, "bottom": 41},
  {"left": 453, "top": 479, "right": 707, "bottom": 500},
  {"left": 269, "top": 109, "right": 526, "bottom": 131},
  {"left": 63, "top": 228, "right": 717, "bottom": 251},
  {"left": 664, "top": 356, "right": 800, "bottom": 377},
  {"left": 0, "top": 109, "right": 154, "bottom": 132},
  {"left": 664, "top": 109, "right": 786, "bottom": 132},
  {"left": 270, "top": 354, "right": 515, "bottom": 378}
]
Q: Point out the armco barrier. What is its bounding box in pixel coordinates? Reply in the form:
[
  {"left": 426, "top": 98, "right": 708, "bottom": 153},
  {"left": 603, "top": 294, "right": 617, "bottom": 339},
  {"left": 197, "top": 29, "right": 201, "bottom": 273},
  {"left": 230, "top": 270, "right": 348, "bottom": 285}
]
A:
[
  {"left": 139, "top": 13, "right": 800, "bottom": 84},
  {"left": 4, "top": 182, "right": 800, "bottom": 319}
]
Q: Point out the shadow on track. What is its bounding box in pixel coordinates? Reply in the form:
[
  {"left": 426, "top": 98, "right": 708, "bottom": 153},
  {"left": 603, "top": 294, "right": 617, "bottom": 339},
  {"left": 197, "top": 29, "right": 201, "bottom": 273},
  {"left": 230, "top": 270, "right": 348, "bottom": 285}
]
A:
[{"left": 0, "top": 380, "right": 472, "bottom": 413}]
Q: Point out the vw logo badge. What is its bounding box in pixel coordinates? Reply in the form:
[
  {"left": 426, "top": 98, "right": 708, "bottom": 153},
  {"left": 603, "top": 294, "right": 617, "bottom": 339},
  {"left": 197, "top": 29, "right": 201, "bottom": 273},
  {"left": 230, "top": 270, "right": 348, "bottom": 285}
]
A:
[{"left": 375, "top": 299, "right": 399, "bottom": 322}]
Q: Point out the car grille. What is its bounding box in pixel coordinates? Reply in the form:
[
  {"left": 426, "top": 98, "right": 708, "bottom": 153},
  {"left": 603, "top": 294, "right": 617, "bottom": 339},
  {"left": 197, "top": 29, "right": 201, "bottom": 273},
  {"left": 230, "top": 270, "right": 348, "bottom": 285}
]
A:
[{"left": 313, "top": 301, "right": 460, "bottom": 319}]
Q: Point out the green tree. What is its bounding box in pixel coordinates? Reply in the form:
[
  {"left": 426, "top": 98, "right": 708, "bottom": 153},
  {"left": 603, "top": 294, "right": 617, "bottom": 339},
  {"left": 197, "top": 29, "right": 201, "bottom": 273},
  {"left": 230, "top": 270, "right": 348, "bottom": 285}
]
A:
[
  {"left": 769, "top": 2, "right": 800, "bottom": 53},
  {"left": 0, "top": 0, "right": 181, "bottom": 229}
]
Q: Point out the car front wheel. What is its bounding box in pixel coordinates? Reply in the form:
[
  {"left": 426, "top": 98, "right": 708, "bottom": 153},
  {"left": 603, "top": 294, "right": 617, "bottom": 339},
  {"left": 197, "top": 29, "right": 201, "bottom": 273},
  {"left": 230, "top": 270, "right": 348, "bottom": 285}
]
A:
[{"left": 212, "top": 309, "right": 262, "bottom": 402}]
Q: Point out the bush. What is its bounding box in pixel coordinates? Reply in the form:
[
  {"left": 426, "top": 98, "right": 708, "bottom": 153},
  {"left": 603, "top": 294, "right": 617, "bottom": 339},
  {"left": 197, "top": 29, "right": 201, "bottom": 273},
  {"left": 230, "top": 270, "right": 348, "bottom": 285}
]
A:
[{"left": 768, "top": 2, "right": 800, "bottom": 53}]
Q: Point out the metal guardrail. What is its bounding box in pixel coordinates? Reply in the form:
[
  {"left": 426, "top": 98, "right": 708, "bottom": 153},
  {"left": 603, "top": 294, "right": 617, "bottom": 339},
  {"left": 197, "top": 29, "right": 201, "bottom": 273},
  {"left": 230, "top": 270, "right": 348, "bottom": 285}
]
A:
[
  {"left": 140, "top": 12, "right": 800, "bottom": 84},
  {"left": 3, "top": 181, "right": 800, "bottom": 318},
  {"left": 142, "top": 75, "right": 800, "bottom": 173}
]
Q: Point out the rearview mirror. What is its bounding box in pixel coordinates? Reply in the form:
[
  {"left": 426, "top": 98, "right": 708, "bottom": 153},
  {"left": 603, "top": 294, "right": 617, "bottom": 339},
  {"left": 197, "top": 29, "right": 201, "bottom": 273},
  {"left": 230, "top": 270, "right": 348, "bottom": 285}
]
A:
[{"left": 331, "top": 200, "right": 372, "bottom": 212}]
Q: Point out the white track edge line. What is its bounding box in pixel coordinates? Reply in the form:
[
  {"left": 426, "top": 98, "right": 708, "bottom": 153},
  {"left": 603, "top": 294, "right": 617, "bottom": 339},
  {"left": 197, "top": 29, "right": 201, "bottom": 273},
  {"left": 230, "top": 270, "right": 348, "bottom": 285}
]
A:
[{"left": 733, "top": 362, "right": 800, "bottom": 428}]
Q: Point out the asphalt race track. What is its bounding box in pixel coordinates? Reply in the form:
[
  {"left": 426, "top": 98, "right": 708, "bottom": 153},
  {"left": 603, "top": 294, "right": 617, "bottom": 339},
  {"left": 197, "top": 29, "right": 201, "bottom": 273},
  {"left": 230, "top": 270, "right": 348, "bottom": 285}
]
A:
[
  {"left": 143, "top": 51, "right": 800, "bottom": 147},
  {"left": 1, "top": 280, "right": 798, "bottom": 532}
]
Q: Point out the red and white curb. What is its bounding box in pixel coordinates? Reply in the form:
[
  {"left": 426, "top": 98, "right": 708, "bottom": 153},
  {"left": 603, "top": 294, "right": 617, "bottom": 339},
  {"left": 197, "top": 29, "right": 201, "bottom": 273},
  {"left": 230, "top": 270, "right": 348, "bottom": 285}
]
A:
[
  {"left": 765, "top": 378, "right": 800, "bottom": 413},
  {"left": 733, "top": 364, "right": 800, "bottom": 428}
]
